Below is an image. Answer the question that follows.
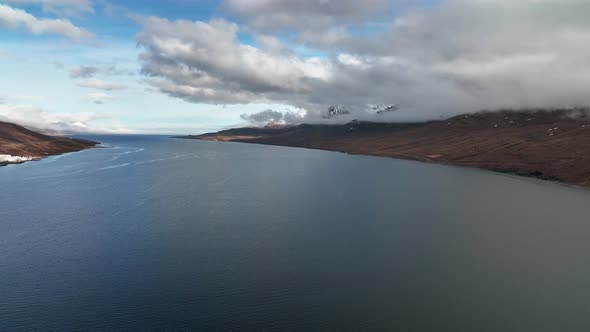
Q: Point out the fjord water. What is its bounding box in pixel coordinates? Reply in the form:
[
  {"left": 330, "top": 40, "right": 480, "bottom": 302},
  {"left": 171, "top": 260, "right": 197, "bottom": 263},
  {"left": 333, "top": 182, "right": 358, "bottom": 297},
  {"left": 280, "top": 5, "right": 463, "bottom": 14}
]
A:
[{"left": 1, "top": 135, "right": 590, "bottom": 331}]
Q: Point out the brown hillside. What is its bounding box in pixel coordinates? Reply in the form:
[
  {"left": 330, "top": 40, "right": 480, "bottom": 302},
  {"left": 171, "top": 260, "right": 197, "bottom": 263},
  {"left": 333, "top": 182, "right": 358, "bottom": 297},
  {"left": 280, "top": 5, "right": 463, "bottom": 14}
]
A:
[
  {"left": 187, "top": 109, "right": 590, "bottom": 187},
  {"left": 0, "top": 121, "right": 98, "bottom": 161}
]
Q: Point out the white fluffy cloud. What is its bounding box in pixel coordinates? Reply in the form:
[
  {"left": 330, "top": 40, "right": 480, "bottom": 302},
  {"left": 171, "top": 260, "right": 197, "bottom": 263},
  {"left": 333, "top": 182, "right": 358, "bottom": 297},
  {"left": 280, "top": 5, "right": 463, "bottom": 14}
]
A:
[
  {"left": 136, "top": 16, "right": 331, "bottom": 105},
  {"left": 0, "top": 3, "right": 91, "bottom": 39},
  {"left": 137, "top": 0, "right": 590, "bottom": 123}
]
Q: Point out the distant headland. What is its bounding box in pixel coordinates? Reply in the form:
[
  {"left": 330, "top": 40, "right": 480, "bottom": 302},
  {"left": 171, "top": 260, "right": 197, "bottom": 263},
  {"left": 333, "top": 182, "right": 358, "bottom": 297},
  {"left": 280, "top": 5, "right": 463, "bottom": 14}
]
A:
[{"left": 0, "top": 121, "right": 98, "bottom": 166}]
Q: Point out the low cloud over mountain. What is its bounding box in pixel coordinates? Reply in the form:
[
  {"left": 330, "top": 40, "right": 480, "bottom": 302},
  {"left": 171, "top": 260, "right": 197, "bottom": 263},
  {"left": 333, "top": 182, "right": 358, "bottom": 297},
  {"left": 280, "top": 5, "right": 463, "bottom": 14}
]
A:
[{"left": 137, "top": 0, "right": 590, "bottom": 123}]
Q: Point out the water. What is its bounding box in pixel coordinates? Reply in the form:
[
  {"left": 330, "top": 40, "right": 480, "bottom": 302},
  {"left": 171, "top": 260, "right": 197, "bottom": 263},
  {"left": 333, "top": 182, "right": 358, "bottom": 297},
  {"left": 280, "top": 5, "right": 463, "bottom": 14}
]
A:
[{"left": 1, "top": 135, "right": 590, "bottom": 331}]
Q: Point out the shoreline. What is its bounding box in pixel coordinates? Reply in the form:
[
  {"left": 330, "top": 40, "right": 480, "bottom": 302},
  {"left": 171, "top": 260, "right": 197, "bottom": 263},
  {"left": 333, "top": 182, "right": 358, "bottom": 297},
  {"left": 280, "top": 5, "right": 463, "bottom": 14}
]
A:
[
  {"left": 0, "top": 121, "right": 100, "bottom": 167},
  {"left": 0, "top": 155, "right": 41, "bottom": 167},
  {"left": 181, "top": 109, "right": 590, "bottom": 188},
  {"left": 187, "top": 138, "right": 571, "bottom": 187},
  {"left": 0, "top": 145, "right": 100, "bottom": 167}
]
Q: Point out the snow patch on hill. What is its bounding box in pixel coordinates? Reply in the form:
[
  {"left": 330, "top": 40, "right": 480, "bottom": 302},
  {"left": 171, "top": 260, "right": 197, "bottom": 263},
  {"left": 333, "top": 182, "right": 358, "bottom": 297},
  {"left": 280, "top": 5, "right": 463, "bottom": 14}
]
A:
[{"left": 0, "top": 154, "right": 34, "bottom": 164}]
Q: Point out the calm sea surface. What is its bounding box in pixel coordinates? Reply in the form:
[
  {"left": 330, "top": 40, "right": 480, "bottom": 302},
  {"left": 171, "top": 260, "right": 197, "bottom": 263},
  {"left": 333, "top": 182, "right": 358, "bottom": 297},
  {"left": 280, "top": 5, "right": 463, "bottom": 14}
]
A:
[{"left": 1, "top": 135, "right": 590, "bottom": 331}]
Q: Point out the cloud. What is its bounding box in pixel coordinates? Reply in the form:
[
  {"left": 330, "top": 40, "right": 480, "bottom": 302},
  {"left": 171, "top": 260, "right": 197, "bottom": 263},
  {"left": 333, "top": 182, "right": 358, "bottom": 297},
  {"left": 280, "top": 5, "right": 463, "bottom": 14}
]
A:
[
  {"left": 69, "top": 65, "right": 100, "bottom": 78},
  {"left": 77, "top": 79, "right": 127, "bottom": 91},
  {"left": 136, "top": 0, "right": 590, "bottom": 124},
  {"left": 222, "top": 0, "right": 394, "bottom": 52},
  {"left": 0, "top": 4, "right": 92, "bottom": 39},
  {"left": 3, "top": 0, "right": 94, "bottom": 17},
  {"left": 131, "top": 17, "right": 380, "bottom": 119},
  {"left": 240, "top": 109, "right": 283, "bottom": 123},
  {"left": 68, "top": 65, "right": 135, "bottom": 79},
  {"left": 222, "top": 0, "right": 390, "bottom": 31},
  {"left": 0, "top": 103, "right": 105, "bottom": 133},
  {"left": 103, "top": 65, "right": 135, "bottom": 76},
  {"left": 136, "top": 16, "right": 330, "bottom": 105},
  {"left": 85, "top": 92, "right": 117, "bottom": 104},
  {"left": 240, "top": 109, "right": 305, "bottom": 125}
]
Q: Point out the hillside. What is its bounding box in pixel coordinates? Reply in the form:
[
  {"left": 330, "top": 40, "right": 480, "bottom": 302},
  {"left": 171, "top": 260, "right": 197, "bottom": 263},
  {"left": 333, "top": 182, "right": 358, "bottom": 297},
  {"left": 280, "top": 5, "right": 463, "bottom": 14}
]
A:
[
  {"left": 0, "top": 121, "right": 98, "bottom": 165},
  {"left": 185, "top": 109, "right": 590, "bottom": 187}
]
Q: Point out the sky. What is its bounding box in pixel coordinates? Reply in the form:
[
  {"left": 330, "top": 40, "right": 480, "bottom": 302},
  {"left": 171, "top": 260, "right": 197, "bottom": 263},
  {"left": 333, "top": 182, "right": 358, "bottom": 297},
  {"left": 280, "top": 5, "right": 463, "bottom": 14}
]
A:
[{"left": 1, "top": 0, "right": 590, "bottom": 134}]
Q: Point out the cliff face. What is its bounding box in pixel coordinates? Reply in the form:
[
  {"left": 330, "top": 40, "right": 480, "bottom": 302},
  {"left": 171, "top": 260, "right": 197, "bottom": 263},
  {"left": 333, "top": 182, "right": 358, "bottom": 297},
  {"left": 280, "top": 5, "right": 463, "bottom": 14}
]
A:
[
  {"left": 188, "top": 109, "right": 590, "bottom": 187},
  {"left": 0, "top": 121, "right": 98, "bottom": 163}
]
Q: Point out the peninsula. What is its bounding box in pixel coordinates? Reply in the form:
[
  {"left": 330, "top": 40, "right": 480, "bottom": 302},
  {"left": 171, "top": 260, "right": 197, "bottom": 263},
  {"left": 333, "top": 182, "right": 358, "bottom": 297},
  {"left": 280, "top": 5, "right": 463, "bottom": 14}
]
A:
[
  {"left": 183, "top": 109, "right": 590, "bottom": 187},
  {"left": 0, "top": 121, "right": 98, "bottom": 166}
]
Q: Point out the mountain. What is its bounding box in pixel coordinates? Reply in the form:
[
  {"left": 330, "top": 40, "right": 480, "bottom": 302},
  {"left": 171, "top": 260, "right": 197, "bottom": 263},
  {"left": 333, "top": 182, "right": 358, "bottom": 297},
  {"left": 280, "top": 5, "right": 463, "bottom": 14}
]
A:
[
  {"left": 184, "top": 109, "right": 590, "bottom": 187},
  {"left": 0, "top": 121, "right": 98, "bottom": 165}
]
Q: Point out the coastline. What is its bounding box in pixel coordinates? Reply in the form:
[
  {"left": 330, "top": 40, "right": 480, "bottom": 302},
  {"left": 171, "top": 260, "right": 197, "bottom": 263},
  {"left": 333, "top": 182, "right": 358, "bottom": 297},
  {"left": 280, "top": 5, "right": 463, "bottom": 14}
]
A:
[
  {"left": 0, "top": 143, "right": 99, "bottom": 167},
  {"left": 0, "top": 121, "right": 100, "bottom": 166},
  {"left": 187, "top": 138, "right": 569, "bottom": 186},
  {"left": 0, "top": 155, "right": 40, "bottom": 167},
  {"left": 181, "top": 110, "right": 590, "bottom": 188}
]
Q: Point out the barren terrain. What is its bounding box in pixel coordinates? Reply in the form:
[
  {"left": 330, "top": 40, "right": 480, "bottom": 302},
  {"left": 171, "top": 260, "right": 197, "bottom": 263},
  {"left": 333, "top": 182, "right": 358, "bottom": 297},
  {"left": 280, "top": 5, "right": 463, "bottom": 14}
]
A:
[
  {"left": 0, "top": 121, "right": 98, "bottom": 165},
  {"left": 186, "top": 110, "right": 590, "bottom": 187}
]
